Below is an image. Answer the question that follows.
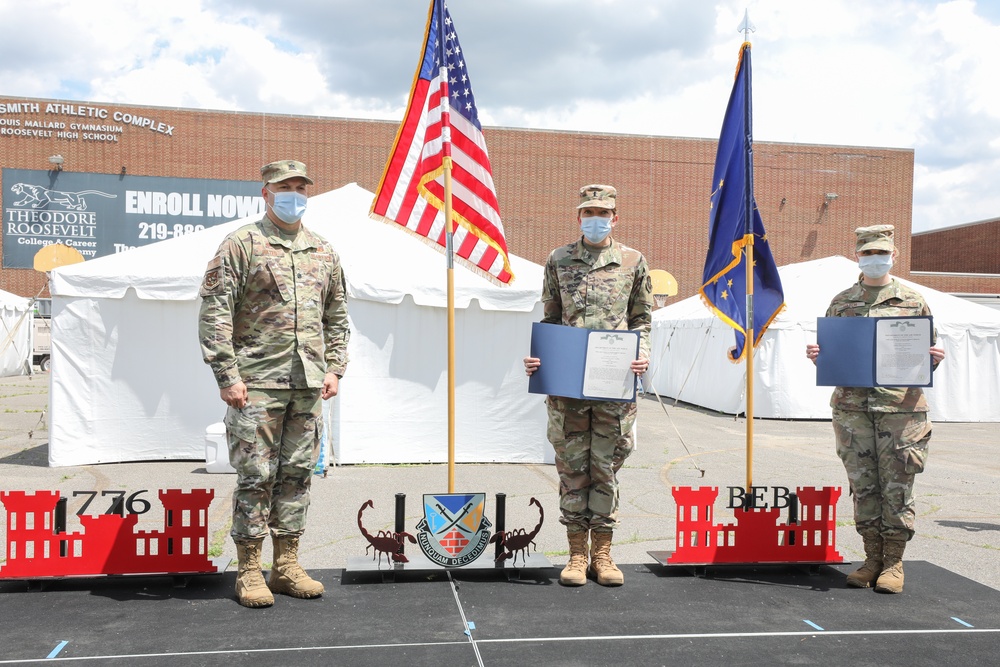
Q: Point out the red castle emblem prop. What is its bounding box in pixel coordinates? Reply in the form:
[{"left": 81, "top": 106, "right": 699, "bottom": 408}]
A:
[
  {"left": 667, "top": 486, "right": 845, "bottom": 565},
  {"left": 0, "top": 489, "right": 218, "bottom": 579}
]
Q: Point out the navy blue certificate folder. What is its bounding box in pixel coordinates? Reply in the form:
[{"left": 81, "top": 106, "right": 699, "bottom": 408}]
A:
[
  {"left": 816, "top": 316, "right": 933, "bottom": 388},
  {"left": 527, "top": 322, "right": 637, "bottom": 402}
]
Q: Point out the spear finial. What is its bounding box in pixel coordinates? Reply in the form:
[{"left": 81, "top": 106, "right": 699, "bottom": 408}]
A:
[{"left": 738, "top": 9, "right": 756, "bottom": 41}]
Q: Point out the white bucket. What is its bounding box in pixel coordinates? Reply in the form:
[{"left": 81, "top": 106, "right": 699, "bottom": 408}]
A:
[{"left": 205, "top": 422, "right": 235, "bottom": 474}]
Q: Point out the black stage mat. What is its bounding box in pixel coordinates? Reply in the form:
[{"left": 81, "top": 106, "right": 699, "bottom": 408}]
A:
[{"left": 1, "top": 562, "right": 999, "bottom": 666}]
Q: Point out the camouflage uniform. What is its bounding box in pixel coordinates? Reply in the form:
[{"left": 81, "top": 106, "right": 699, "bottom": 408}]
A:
[
  {"left": 199, "top": 213, "right": 349, "bottom": 540},
  {"left": 826, "top": 277, "right": 934, "bottom": 542},
  {"left": 542, "top": 233, "right": 653, "bottom": 532}
]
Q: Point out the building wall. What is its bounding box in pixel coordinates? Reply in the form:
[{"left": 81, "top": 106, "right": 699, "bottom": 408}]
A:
[
  {"left": 907, "top": 272, "right": 1000, "bottom": 296},
  {"left": 0, "top": 96, "right": 935, "bottom": 302},
  {"left": 913, "top": 218, "right": 1000, "bottom": 274},
  {"left": 909, "top": 218, "right": 1000, "bottom": 297}
]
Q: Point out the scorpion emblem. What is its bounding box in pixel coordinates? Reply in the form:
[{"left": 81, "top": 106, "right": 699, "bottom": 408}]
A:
[
  {"left": 490, "top": 497, "right": 544, "bottom": 566},
  {"left": 357, "top": 499, "right": 416, "bottom": 566}
]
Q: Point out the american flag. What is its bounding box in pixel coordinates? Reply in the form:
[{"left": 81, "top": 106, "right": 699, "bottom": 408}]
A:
[{"left": 370, "top": 0, "right": 513, "bottom": 285}]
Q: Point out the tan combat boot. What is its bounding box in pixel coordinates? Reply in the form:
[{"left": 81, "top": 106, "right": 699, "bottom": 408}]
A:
[
  {"left": 875, "top": 538, "right": 906, "bottom": 594},
  {"left": 846, "top": 534, "right": 883, "bottom": 588},
  {"left": 559, "top": 530, "right": 589, "bottom": 586},
  {"left": 234, "top": 538, "right": 274, "bottom": 608},
  {"left": 268, "top": 535, "right": 325, "bottom": 599},
  {"left": 589, "top": 530, "right": 624, "bottom": 586}
]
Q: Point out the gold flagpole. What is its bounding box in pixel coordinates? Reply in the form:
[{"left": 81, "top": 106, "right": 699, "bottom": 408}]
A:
[
  {"left": 741, "top": 35, "right": 755, "bottom": 496},
  {"left": 745, "top": 238, "right": 754, "bottom": 494},
  {"left": 435, "top": 0, "right": 456, "bottom": 494},
  {"left": 444, "top": 162, "right": 456, "bottom": 494}
]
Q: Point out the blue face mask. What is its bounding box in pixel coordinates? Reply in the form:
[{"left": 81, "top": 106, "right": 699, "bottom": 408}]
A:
[
  {"left": 858, "top": 253, "right": 893, "bottom": 279},
  {"left": 269, "top": 191, "right": 307, "bottom": 224},
  {"left": 580, "top": 215, "right": 613, "bottom": 243}
]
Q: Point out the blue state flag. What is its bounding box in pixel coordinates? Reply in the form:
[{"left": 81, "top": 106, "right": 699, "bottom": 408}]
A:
[{"left": 700, "top": 43, "right": 784, "bottom": 362}]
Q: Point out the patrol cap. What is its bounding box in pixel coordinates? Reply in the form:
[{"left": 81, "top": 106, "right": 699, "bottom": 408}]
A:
[
  {"left": 261, "top": 160, "right": 314, "bottom": 185},
  {"left": 577, "top": 184, "right": 617, "bottom": 210},
  {"left": 854, "top": 224, "right": 895, "bottom": 253}
]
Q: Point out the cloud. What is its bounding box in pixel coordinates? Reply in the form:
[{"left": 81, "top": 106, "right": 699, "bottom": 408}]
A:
[
  {"left": 1, "top": 0, "right": 998, "bottom": 232},
  {"left": 209, "top": 0, "right": 719, "bottom": 112}
]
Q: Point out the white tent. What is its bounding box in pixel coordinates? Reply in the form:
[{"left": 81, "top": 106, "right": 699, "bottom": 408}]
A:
[
  {"left": 0, "top": 289, "right": 32, "bottom": 377},
  {"left": 647, "top": 255, "right": 1000, "bottom": 421},
  {"left": 47, "top": 183, "right": 550, "bottom": 467}
]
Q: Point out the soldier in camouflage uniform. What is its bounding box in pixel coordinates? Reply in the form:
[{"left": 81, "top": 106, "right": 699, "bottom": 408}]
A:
[
  {"left": 806, "top": 225, "right": 944, "bottom": 594},
  {"left": 524, "top": 184, "right": 653, "bottom": 587},
  {"left": 199, "top": 160, "right": 350, "bottom": 608}
]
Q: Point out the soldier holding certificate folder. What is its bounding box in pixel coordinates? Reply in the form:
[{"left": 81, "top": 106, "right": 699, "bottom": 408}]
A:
[
  {"left": 805, "top": 225, "right": 945, "bottom": 594},
  {"left": 523, "top": 184, "right": 653, "bottom": 587}
]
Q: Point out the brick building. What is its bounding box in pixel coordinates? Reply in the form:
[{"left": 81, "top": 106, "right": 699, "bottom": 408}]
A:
[
  {"left": 913, "top": 217, "right": 1000, "bottom": 274},
  {"left": 3, "top": 95, "right": 992, "bottom": 302},
  {"left": 911, "top": 218, "right": 1000, "bottom": 303}
]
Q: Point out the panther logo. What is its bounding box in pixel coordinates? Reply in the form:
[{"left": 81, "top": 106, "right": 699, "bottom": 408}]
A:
[{"left": 10, "top": 183, "right": 117, "bottom": 211}]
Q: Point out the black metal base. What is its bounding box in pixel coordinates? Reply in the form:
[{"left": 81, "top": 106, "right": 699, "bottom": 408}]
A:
[
  {"left": 346, "top": 552, "right": 552, "bottom": 582},
  {"left": 8, "top": 557, "right": 230, "bottom": 591},
  {"left": 648, "top": 550, "right": 841, "bottom": 576}
]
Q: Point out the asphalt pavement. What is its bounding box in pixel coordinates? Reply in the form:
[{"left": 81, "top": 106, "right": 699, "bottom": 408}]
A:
[{"left": 2, "top": 372, "right": 998, "bottom": 590}]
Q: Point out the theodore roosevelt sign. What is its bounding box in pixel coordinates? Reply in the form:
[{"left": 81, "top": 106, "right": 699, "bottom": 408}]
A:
[{"left": 2, "top": 169, "right": 264, "bottom": 268}]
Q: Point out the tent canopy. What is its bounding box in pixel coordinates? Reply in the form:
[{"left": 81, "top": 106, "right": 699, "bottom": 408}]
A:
[
  {"left": 648, "top": 256, "right": 1000, "bottom": 421},
  {"left": 47, "top": 184, "right": 549, "bottom": 466}
]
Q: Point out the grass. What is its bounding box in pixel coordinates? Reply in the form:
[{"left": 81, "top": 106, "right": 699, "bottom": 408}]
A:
[
  {"left": 0, "top": 391, "right": 46, "bottom": 399},
  {"left": 619, "top": 530, "right": 669, "bottom": 545},
  {"left": 208, "top": 523, "right": 231, "bottom": 558}
]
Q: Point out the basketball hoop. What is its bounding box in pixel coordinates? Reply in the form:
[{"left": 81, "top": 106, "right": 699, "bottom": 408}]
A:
[
  {"left": 649, "top": 269, "right": 678, "bottom": 309},
  {"left": 33, "top": 243, "right": 85, "bottom": 272}
]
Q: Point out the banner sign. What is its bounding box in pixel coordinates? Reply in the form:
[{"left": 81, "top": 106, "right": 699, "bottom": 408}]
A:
[{"left": 2, "top": 168, "right": 264, "bottom": 268}]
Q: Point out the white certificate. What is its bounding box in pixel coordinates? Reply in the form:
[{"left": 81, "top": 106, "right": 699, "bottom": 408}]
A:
[
  {"left": 582, "top": 330, "right": 639, "bottom": 401},
  {"left": 875, "top": 318, "right": 932, "bottom": 386}
]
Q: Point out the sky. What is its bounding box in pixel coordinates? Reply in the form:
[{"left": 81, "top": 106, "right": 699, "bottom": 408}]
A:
[{"left": 1, "top": 0, "right": 998, "bottom": 233}]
